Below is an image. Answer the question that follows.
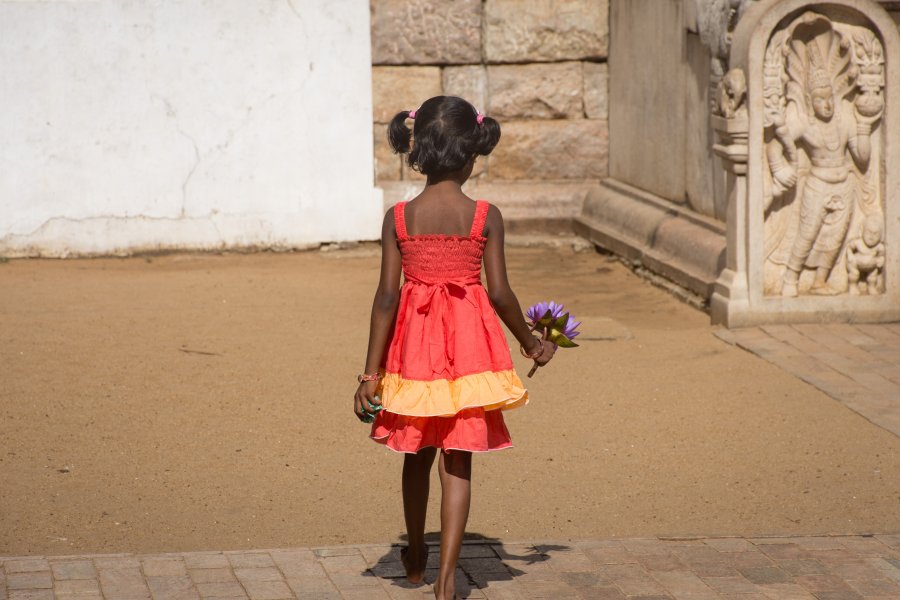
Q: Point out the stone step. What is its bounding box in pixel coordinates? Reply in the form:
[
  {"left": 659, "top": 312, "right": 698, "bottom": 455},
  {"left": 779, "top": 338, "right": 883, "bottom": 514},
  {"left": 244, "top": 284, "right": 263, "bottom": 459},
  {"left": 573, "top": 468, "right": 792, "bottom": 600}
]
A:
[{"left": 574, "top": 179, "right": 726, "bottom": 300}]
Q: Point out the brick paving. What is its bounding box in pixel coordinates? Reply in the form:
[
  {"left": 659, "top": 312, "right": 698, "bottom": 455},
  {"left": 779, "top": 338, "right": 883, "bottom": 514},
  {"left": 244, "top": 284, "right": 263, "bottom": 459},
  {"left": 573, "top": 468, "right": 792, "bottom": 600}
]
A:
[
  {"left": 715, "top": 324, "right": 900, "bottom": 438},
  {"left": 4, "top": 534, "right": 900, "bottom": 600}
]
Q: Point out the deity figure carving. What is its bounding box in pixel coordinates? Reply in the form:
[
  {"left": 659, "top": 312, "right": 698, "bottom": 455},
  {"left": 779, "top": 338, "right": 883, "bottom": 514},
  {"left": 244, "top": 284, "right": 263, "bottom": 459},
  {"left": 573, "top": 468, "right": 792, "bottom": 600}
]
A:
[
  {"left": 846, "top": 214, "right": 885, "bottom": 295},
  {"left": 761, "top": 12, "right": 886, "bottom": 297}
]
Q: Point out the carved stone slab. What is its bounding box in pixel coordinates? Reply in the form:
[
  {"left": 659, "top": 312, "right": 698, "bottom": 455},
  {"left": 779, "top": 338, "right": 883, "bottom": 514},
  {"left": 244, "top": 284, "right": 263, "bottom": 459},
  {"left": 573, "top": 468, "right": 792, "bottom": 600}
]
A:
[{"left": 711, "top": 0, "right": 900, "bottom": 326}]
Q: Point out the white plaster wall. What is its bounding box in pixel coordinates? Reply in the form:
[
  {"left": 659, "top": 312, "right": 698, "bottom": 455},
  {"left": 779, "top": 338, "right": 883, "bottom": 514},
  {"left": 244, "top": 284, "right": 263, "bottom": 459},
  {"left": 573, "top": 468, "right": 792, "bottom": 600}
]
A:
[{"left": 0, "top": 0, "right": 381, "bottom": 257}]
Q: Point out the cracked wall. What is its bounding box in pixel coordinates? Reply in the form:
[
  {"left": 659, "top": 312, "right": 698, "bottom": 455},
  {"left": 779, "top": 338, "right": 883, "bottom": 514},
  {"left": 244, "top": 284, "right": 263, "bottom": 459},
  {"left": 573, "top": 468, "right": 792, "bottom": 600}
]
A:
[{"left": 0, "top": 0, "right": 381, "bottom": 257}]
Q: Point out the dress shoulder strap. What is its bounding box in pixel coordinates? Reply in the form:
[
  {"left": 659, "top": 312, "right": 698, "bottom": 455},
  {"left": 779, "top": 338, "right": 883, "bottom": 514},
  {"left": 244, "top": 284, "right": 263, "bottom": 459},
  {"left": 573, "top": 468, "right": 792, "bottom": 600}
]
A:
[
  {"left": 394, "top": 201, "right": 408, "bottom": 240},
  {"left": 469, "top": 200, "right": 489, "bottom": 238}
]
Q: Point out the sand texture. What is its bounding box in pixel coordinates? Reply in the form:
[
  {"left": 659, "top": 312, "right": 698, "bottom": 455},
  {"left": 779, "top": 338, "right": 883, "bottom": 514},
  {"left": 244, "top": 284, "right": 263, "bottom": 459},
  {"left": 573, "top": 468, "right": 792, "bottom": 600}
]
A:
[{"left": 2, "top": 246, "right": 898, "bottom": 556}]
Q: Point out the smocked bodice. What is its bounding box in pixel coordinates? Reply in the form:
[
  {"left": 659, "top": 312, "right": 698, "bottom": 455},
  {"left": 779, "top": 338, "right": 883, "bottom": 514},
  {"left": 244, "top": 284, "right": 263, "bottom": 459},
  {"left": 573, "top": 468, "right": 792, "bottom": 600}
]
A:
[
  {"left": 395, "top": 201, "right": 488, "bottom": 285},
  {"left": 399, "top": 236, "right": 486, "bottom": 284}
]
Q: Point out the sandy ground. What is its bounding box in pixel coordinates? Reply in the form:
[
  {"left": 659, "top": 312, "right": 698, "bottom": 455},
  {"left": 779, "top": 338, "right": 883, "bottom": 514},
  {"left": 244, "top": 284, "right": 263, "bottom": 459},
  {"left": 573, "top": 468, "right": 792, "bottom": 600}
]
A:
[{"left": 2, "top": 244, "right": 899, "bottom": 557}]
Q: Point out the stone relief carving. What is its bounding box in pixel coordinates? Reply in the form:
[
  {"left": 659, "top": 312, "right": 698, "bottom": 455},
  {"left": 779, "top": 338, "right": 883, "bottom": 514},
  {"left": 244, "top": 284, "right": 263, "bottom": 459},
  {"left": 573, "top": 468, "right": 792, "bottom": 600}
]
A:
[
  {"left": 697, "top": 0, "right": 759, "bottom": 104},
  {"left": 714, "top": 67, "right": 747, "bottom": 118},
  {"left": 761, "top": 11, "right": 885, "bottom": 297},
  {"left": 846, "top": 213, "right": 885, "bottom": 295}
]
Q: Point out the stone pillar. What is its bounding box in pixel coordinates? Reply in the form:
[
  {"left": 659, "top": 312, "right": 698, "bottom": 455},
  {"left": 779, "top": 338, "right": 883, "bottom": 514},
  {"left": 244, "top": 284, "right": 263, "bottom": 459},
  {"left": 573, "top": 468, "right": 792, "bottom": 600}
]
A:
[
  {"left": 710, "top": 80, "right": 751, "bottom": 323},
  {"left": 711, "top": 0, "right": 900, "bottom": 325}
]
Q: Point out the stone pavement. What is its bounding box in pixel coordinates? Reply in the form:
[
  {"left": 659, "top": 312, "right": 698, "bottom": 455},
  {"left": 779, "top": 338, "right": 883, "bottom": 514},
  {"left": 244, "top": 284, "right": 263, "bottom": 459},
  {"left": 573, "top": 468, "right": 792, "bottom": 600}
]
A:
[
  {"left": 4, "top": 534, "right": 900, "bottom": 600},
  {"left": 715, "top": 324, "right": 900, "bottom": 438}
]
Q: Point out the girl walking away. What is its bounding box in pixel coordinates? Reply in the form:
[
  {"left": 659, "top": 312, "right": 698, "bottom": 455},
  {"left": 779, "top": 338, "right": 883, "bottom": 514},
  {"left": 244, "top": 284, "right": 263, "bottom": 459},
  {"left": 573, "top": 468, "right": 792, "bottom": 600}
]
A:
[{"left": 354, "top": 96, "right": 555, "bottom": 600}]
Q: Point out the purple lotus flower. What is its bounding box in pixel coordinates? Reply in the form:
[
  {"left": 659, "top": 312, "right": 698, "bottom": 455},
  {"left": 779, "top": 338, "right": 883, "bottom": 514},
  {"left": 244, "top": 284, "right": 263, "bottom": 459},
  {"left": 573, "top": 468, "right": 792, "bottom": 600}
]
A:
[
  {"left": 525, "top": 301, "right": 549, "bottom": 325},
  {"left": 526, "top": 301, "right": 566, "bottom": 327},
  {"left": 523, "top": 300, "right": 581, "bottom": 378},
  {"left": 562, "top": 316, "right": 581, "bottom": 339}
]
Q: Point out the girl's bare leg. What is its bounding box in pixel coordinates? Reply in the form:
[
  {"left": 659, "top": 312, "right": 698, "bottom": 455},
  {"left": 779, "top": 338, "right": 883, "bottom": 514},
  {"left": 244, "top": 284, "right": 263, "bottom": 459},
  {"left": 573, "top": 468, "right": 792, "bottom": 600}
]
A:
[
  {"left": 434, "top": 450, "right": 472, "bottom": 600},
  {"left": 402, "top": 447, "right": 437, "bottom": 583}
]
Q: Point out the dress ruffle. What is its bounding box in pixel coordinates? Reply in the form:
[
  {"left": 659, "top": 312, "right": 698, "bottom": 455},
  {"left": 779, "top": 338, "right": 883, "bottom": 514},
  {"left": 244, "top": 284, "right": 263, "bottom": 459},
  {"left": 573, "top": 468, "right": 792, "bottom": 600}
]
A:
[
  {"left": 377, "top": 369, "right": 528, "bottom": 417},
  {"left": 370, "top": 407, "right": 513, "bottom": 453}
]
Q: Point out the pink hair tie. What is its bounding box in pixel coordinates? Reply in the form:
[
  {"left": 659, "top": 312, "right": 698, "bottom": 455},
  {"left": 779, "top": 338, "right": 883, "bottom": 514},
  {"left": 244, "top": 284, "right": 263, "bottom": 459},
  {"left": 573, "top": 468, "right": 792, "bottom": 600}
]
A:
[
  {"left": 408, "top": 110, "right": 417, "bottom": 119},
  {"left": 476, "top": 112, "right": 484, "bottom": 125}
]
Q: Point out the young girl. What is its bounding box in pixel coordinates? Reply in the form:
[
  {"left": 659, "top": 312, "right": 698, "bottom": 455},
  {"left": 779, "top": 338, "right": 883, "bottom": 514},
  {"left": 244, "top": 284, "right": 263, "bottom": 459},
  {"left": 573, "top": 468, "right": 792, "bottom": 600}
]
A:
[{"left": 354, "top": 95, "right": 555, "bottom": 600}]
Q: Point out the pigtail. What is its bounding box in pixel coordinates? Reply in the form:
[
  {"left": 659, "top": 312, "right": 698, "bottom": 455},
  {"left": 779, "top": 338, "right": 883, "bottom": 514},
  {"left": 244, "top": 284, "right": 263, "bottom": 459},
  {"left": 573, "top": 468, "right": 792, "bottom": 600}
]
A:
[
  {"left": 387, "top": 111, "right": 413, "bottom": 154},
  {"left": 474, "top": 116, "right": 501, "bottom": 156}
]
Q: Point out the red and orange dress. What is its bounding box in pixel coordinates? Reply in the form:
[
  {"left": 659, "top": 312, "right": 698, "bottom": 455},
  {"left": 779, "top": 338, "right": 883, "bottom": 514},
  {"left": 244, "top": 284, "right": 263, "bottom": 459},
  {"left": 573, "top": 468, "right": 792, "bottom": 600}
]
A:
[{"left": 371, "top": 200, "right": 528, "bottom": 453}]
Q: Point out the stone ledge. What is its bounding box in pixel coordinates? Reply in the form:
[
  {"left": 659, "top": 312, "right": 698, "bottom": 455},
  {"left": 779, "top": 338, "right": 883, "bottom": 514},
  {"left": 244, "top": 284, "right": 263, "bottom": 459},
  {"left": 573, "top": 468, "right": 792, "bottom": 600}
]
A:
[
  {"left": 379, "top": 180, "right": 593, "bottom": 220},
  {"left": 574, "top": 179, "right": 726, "bottom": 300}
]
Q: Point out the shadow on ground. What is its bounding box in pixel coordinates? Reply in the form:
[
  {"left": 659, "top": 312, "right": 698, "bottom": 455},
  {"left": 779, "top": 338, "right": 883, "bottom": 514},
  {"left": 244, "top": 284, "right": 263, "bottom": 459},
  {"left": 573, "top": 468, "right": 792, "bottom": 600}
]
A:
[{"left": 367, "top": 532, "right": 568, "bottom": 598}]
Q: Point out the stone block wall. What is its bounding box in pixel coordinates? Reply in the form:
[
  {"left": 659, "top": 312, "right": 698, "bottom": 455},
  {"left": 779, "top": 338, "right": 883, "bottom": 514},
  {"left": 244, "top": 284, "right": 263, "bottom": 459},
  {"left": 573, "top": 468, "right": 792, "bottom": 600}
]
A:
[{"left": 371, "top": 0, "right": 610, "bottom": 228}]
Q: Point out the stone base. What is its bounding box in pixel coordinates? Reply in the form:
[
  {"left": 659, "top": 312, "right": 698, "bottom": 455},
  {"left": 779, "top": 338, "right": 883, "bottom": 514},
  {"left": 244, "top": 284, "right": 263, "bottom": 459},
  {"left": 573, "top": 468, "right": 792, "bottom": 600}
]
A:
[
  {"left": 711, "top": 270, "right": 900, "bottom": 327},
  {"left": 574, "top": 179, "right": 726, "bottom": 299}
]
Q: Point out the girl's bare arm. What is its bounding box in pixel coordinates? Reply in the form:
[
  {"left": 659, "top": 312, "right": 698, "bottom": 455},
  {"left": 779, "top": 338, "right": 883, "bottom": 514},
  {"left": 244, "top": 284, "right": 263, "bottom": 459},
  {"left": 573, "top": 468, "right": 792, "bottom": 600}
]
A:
[
  {"left": 355, "top": 208, "right": 402, "bottom": 414},
  {"left": 482, "top": 205, "right": 555, "bottom": 364}
]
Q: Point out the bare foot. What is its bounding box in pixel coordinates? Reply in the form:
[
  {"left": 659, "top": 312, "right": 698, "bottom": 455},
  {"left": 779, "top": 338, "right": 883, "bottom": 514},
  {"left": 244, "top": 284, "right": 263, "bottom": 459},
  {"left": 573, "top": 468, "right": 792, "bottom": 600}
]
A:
[
  {"left": 432, "top": 587, "right": 460, "bottom": 600},
  {"left": 400, "top": 544, "right": 427, "bottom": 584}
]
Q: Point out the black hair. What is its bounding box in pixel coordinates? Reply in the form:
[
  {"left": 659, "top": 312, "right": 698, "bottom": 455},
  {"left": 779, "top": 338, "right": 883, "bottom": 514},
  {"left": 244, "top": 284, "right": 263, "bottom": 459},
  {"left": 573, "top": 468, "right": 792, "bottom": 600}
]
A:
[{"left": 387, "top": 96, "right": 501, "bottom": 177}]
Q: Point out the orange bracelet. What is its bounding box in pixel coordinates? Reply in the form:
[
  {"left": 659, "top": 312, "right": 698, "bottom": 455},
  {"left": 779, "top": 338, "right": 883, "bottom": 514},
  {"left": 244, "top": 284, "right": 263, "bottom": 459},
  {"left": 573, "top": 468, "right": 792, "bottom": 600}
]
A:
[{"left": 357, "top": 373, "right": 381, "bottom": 383}]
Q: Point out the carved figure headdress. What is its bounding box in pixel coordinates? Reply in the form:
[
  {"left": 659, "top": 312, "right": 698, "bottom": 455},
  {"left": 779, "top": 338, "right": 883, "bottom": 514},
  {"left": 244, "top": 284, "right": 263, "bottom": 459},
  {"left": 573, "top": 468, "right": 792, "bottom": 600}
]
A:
[{"left": 774, "top": 13, "right": 854, "bottom": 122}]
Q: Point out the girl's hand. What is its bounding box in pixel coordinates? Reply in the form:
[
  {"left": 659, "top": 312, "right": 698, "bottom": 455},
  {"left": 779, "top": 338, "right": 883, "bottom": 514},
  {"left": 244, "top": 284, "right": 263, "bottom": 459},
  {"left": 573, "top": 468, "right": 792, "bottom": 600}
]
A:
[
  {"left": 354, "top": 380, "right": 381, "bottom": 422},
  {"left": 535, "top": 339, "right": 556, "bottom": 366}
]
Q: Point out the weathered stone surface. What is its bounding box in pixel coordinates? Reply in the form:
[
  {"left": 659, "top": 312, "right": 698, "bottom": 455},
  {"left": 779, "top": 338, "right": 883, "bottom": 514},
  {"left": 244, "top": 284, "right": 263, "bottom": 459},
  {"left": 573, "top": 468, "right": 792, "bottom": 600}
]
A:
[
  {"left": 684, "top": 33, "right": 718, "bottom": 220},
  {"left": 487, "top": 62, "right": 583, "bottom": 119},
  {"left": 488, "top": 120, "right": 608, "bottom": 179},
  {"left": 575, "top": 180, "right": 726, "bottom": 299},
  {"left": 609, "top": 0, "right": 686, "bottom": 201},
  {"left": 711, "top": 0, "right": 900, "bottom": 327},
  {"left": 484, "top": 0, "right": 609, "bottom": 63},
  {"left": 462, "top": 181, "right": 592, "bottom": 219},
  {"left": 373, "top": 124, "right": 400, "bottom": 181},
  {"left": 400, "top": 152, "right": 485, "bottom": 181},
  {"left": 372, "top": 66, "right": 442, "bottom": 124},
  {"left": 380, "top": 180, "right": 592, "bottom": 221},
  {"left": 371, "top": 0, "right": 482, "bottom": 65},
  {"left": 583, "top": 62, "right": 608, "bottom": 120},
  {"left": 442, "top": 66, "right": 487, "bottom": 112}
]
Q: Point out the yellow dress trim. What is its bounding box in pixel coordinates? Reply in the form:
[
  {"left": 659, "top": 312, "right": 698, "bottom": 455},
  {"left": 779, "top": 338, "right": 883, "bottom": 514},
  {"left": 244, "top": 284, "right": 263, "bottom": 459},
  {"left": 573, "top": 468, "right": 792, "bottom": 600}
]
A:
[{"left": 376, "top": 369, "right": 529, "bottom": 417}]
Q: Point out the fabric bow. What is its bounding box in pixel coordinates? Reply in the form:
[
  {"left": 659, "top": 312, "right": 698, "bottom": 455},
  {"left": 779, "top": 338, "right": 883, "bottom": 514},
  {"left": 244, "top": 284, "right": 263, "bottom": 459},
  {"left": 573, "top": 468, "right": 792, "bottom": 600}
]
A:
[{"left": 412, "top": 279, "right": 478, "bottom": 376}]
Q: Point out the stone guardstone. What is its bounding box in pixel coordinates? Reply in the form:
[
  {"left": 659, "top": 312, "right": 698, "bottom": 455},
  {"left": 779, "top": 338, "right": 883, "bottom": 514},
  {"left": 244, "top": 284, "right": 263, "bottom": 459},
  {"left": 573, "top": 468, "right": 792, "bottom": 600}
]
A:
[
  {"left": 442, "top": 65, "right": 487, "bottom": 112},
  {"left": 488, "top": 120, "right": 608, "bottom": 180},
  {"left": 371, "top": 0, "right": 482, "bottom": 65},
  {"left": 487, "top": 62, "right": 584, "bottom": 119},
  {"left": 484, "top": 0, "right": 609, "bottom": 63},
  {"left": 711, "top": 0, "right": 900, "bottom": 326},
  {"left": 583, "top": 62, "right": 609, "bottom": 120},
  {"left": 372, "top": 66, "right": 442, "bottom": 124}
]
